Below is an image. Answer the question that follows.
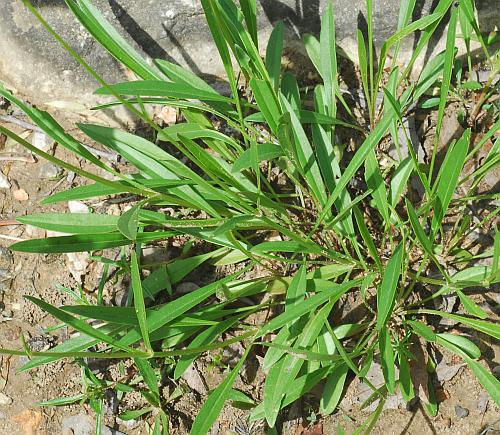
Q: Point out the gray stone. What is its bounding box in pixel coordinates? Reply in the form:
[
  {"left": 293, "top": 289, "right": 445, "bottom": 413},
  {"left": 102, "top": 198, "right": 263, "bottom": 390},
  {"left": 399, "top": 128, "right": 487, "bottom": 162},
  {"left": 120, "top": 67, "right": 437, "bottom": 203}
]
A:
[
  {"left": 0, "top": 0, "right": 497, "bottom": 112},
  {"left": 454, "top": 404, "right": 470, "bottom": 418},
  {"left": 476, "top": 390, "right": 489, "bottom": 413},
  {"left": 39, "top": 162, "right": 63, "bottom": 179},
  {"left": 62, "top": 414, "right": 94, "bottom": 435},
  {"left": 181, "top": 363, "right": 207, "bottom": 395}
]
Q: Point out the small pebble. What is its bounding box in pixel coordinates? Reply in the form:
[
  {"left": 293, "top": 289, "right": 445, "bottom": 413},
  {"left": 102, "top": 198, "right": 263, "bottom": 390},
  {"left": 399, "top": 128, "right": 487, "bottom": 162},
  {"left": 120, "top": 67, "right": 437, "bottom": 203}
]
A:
[
  {"left": 477, "top": 390, "right": 489, "bottom": 413},
  {"left": 0, "top": 392, "right": 13, "bottom": 406},
  {"left": 39, "top": 162, "right": 62, "bottom": 179},
  {"left": 31, "top": 131, "right": 54, "bottom": 152},
  {"left": 0, "top": 172, "right": 10, "bottom": 189},
  {"left": 68, "top": 200, "right": 89, "bottom": 213},
  {"left": 156, "top": 105, "right": 177, "bottom": 125},
  {"left": 13, "top": 188, "right": 29, "bottom": 201},
  {"left": 455, "top": 404, "right": 469, "bottom": 418}
]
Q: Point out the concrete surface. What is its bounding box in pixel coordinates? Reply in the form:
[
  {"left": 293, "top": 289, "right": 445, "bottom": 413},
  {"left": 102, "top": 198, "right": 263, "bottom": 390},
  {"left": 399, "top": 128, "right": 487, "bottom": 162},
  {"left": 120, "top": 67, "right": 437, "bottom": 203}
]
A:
[{"left": 0, "top": 0, "right": 497, "bottom": 111}]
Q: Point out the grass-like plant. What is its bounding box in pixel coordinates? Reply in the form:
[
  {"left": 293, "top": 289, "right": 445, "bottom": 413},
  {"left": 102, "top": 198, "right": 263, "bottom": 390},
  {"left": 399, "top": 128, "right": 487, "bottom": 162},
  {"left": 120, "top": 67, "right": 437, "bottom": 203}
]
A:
[{"left": 0, "top": 0, "right": 499, "bottom": 433}]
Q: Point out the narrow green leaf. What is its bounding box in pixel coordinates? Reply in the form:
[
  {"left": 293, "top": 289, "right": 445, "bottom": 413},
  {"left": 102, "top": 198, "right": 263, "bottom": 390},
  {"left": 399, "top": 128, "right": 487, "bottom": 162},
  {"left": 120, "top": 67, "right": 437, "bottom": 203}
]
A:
[
  {"left": 466, "top": 358, "right": 500, "bottom": 406},
  {"left": 421, "top": 97, "right": 440, "bottom": 108},
  {"left": 398, "top": 353, "right": 414, "bottom": 402},
  {"left": 154, "top": 59, "right": 218, "bottom": 94},
  {"left": 431, "top": 129, "right": 470, "bottom": 236},
  {"left": 413, "top": 309, "right": 500, "bottom": 340},
  {"left": 365, "top": 150, "right": 390, "bottom": 225},
  {"left": 376, "top": 242, "right": 404, "bottom": 330},
  {"left": 319, "top": 1, "right": 338, "bottom": 115},
  {"left": 251, "top": 240, "right": 322, "bottom": 255},
  {"left": 320, "top": 363, "right": 349, "bottom": 414},
  {"left": 286, "top": 265, "right": 307, "bottom": 309},
  {"left": 118, "top": 204, "right": 140, "bottom": 241},
  {"left": 256, "top": 278, "right": 363, "bottom": 339},
  {"left": 25, "top": 296, "right": 134, "bottom": 352},
  {"left": 353, "top": 205, "right": 382, "bottom": 270},
  {"left": 250, "top": 78, "right": 281, "bottom": 134},
  {"left": 266, "top": 21, "right": 284, "bottom": 90},
  {"left": 10, "top": 231, "right": 174, "bottom": 254},
  {"left": 95, "top": 81, "right": 231, "bottom": 102},
  {"left": 134, "top": 358, "right": 160, "bottom": 405},
  {"left": 406, "top": 199, "right": 434, "bottom": 258},
  {"left": 131, "top": 251, "right": 152, "bottom": 354},
  {"left": 456, "top": 289, "right": 488, "bottom": 319},
  {"left": 37, "top": 394, "right": 85, "bottom": 407},
  {"left": 232, "top": 143, "right": 283, "bottom": 172},
  {"left": 313, "top": 111, "right": 393, "bottom": 232},
  {"left": 280, "top": 97, "right": 328, "bottom": 208},
  {"left": 432, "top": 5, "right": 458, "bottom": 179},
  {"left": 390, "top": 157, "right": 413, "bottom": 208},
  {"left": 357, "top": 29, "right": 370, "bottom": 114},
  {"left": 119, "top": 407, "right": 154, "bottom": 421},
  {"left": 437, "top": 333, "right": 481, "bottom": 359},
  {"left": 240, "top": 0, "right": 258, "bottom": 47},
  {"left": 379, "top": 326, "right": 396, "bottom": 394},
  {"left": 17, "top": 213, "right": 118, "bottom": 234},
  {"left": 407, "top": 320, "right": 436, "bottom": 341},
  {"left": 303, "top": 33, "right": 321, "bottom": 74}
]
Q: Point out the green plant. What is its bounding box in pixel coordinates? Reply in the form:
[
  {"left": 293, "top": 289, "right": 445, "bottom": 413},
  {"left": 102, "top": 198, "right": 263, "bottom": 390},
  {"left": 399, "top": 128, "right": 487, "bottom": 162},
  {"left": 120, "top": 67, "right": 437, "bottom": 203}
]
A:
[{"left": 0, "top": 0, "right": 498, "bottom": 433}]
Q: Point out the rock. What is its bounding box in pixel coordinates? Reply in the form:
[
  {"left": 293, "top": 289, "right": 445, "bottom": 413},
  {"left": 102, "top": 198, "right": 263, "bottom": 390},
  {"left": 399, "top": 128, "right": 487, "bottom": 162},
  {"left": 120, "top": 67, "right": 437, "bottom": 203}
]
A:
[
  {"left": 13, "top": 188, "right": 29, "bottom": 201},
  {"left": 181, "top": 363, "right": 207, "bottom": 395},
  {"left": 68, "top": 200, "right": 90, "bottom": 214},
  {"left": 31, "top": 131, "right": 54, "bottom": 152},
  {"left": 155, "top": 105, "right": 177, "bottom": 125},
  {"left": 476, "top": 390, "right": 489, "bottom": 413},
  {"left": 0, "top": 392, "right": 12, "bottom": 406},
  {"left": 435, "top": 361, "right": 465, "bottom": 382},
  {"left": 0, "top": 171, "right": 11, "bottom": 189},
  {"left": 39, "top": 162, "right": 63, "bottom": 179},
  {"left": 25, "top": 224, "right": 46, "bottom": 239},
  {"left": 66, "top": 251, "right": 90, "bottom": 282},
  {"left": 62, "top": 414, "right": 94, "bottom": 435},
  {"left": 454, "top": 404, "right": 470, "bottom": 418},
  {"left": 102, "top": 426, "right": 125, "bottom": 435},
  {"left": 27, "top": 335, "right": 53, "bottom": 352},
  {"left": 1, "top": 0, "right": 497, "bottom": 112}
]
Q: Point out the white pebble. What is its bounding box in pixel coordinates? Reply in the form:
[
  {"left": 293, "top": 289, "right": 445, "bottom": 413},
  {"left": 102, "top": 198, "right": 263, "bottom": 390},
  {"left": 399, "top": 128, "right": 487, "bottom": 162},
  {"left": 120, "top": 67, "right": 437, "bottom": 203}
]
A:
[
  {"left": 0, "top": 392, "right": 12, "bottom": 406},
  {"left": 0, "top": 172, "right": 10, "bottom": 189},
  {"left": 31, "top": 131, "right": 54, "bottom": 152},
  {"left": 68, "top": 200, "right": 89, "bottom": 214}
]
